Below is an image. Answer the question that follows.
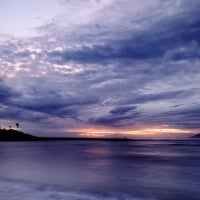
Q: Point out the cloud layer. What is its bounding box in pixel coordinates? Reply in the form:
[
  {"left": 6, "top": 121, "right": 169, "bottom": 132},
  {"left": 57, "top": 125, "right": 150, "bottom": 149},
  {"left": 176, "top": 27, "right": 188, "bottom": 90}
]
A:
[{"left": 0, "top": 0, "right": 200, "bottom": 138}]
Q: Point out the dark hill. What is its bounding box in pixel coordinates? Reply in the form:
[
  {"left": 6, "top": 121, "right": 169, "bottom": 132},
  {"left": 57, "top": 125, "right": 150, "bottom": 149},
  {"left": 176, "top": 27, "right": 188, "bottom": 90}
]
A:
[
  {"left": 0, "top": 129, "right": 132, "bottom": 142},
  {"left": 190, "top": 133, "right": 200, "bottom": 138},
  {"left": 0, "top": 129, "right": 39, "bottom": 141}
]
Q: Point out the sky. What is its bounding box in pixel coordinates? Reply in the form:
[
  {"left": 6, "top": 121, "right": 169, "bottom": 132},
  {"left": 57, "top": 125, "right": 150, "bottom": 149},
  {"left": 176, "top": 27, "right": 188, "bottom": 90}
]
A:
[{"left": 0, "top": 0, "right": 200, "bottom": 139}]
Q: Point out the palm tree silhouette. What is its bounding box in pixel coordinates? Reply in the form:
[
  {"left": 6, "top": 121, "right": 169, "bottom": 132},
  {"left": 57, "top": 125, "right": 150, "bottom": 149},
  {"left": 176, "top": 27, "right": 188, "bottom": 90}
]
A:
[{"left": 16, "top": 123, "right": 19, "bottom": 129}]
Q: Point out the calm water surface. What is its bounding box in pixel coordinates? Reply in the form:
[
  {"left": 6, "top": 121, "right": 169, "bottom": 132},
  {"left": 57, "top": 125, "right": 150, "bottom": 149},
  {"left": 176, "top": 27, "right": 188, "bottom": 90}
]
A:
[{"left": 0, "top": 140, "right": 200, "bottom": 200}]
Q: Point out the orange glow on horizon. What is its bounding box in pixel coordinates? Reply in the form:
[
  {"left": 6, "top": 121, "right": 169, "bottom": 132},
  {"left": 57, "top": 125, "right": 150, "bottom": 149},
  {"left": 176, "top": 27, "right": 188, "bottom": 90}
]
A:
[{"left": 67, "top": 127, "right": 194, "bottom": 138}]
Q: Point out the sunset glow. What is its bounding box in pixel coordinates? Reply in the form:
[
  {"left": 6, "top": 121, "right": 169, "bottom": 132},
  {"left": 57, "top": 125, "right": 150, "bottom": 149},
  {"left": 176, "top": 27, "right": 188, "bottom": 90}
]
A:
[
  {"left": 68, "top": 127, "right": 193, "bottom": 138},
  {"left": 1, "top": 1, "right": 200, "bottom": 199},
  {"left": 0, "top": 0, "right": 200, "bottom": 138}
]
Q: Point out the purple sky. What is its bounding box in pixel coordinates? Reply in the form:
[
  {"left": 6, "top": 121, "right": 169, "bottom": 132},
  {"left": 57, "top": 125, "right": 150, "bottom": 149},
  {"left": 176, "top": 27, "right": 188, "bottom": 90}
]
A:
[{"left": 0, "top": 0, "right": 200, "bottom": 138}]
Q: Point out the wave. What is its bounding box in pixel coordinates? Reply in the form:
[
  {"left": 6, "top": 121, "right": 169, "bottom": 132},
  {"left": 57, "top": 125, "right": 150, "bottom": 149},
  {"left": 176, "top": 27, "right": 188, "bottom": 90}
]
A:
[{"left": 0, "top": 178, "right": 154, "bottom": 200}]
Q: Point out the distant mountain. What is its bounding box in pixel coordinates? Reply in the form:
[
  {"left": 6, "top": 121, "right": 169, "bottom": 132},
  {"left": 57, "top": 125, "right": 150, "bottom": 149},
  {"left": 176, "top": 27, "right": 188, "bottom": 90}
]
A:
[
  {"left": 0, "top": 129, "right": 39, "bottom": 141},
  {"left": 190, "top": 133, "right": 200, "bottom": 138}
]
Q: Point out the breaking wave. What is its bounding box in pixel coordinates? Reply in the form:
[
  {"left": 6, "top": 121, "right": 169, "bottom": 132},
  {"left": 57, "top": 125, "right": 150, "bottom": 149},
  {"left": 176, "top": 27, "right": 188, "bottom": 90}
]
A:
[{"left": 0, "top": 178, "right": 154, "bottom": 200}]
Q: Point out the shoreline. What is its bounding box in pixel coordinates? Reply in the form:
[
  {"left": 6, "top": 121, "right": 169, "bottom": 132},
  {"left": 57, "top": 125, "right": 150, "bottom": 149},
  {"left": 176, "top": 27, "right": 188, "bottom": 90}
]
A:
[{"left": 0, "top": 129, "right": 199, "bottom": 142}]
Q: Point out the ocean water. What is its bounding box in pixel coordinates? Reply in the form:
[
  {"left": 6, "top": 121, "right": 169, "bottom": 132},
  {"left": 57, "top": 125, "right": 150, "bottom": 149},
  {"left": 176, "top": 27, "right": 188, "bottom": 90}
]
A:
[{"left": 0, "top": 140, "right": 200, "bottom": 200}]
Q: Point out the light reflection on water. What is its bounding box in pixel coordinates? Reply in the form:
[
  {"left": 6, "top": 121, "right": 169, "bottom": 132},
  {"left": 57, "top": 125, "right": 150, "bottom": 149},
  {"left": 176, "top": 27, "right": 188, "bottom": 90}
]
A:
[{"left": 0, "top": 140, "right": 200, "bottom": 200}]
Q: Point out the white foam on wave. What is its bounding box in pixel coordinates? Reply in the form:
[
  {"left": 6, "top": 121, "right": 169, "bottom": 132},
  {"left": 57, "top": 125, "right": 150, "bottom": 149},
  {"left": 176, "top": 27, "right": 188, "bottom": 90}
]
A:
[{"left": 0, "top": 178, "right": 154, "bottom": 200}]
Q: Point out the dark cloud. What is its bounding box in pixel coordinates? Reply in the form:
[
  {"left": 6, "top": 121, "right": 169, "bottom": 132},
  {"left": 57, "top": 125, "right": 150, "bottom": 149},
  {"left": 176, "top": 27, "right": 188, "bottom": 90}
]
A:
[
  {"left": 122, "top": 90, "right": 192, "bottom": 105},
  {"left": 18, "top": 96, "right": 98, "bottom": 118},
  {"left": 110, "top": 106, "right": 137, "bottom": 115},
  {"left": 164, "top": 107, "right": 200, "bottom": 124},
  {"left": 0, "top": 79, "right": 20, "bottom": 102},
  {"left": 0, "top": 105, "right": 45, "bottom": 123},
  {"left": 48, "top": 9, "right": 200, "bottom": 64},
  {"left": 148, "top": 106, "right": 200, "bottom": 130},
  {"left": 89, "top": 114, "right": 139, "bottom": 127},
  {"left": 90, "top": 106, "right": 140, "bottom": 127}
]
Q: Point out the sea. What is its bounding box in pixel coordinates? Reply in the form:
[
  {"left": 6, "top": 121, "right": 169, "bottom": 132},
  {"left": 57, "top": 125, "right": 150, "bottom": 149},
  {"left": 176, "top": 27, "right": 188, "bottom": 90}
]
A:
[{"left": 0, "top": 140, "right": 200, "bottom": 200}]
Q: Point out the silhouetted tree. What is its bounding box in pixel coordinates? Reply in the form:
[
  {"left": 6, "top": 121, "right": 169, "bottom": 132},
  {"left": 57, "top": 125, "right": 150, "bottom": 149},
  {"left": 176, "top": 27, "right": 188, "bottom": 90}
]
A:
[
  {"left": 16, "top": 123, "right": 19, "bottom": 129},
  {"left": 9, "top": 125, "right": 12, "bottom": 129}
]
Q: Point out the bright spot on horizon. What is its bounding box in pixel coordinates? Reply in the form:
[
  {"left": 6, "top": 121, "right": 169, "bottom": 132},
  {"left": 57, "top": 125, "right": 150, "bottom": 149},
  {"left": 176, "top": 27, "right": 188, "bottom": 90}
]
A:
[{"left": 67, "top": 127, "right": 194, "bottom": 139}]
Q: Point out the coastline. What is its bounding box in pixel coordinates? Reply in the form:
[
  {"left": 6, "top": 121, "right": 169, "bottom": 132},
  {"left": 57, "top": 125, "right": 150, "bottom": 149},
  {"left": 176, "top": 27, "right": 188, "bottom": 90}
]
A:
[{"left": 1, "top": 129, "right": 199, "bottom": 142}]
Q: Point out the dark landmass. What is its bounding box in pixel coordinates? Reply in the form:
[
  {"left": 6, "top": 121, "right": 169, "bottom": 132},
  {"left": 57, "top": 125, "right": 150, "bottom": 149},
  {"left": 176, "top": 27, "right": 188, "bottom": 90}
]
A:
[
  {"left": 1, "top": 129, "right": 199, "bottom": 142},
  {"left": 0, "top": 129, "right": 39, "bottom": 141},
  {"left": 190, "top": 133, "right": 200, "bottom": 138},
  {"left": 0, "top": 129, "right": 132, "bottom": 142}
]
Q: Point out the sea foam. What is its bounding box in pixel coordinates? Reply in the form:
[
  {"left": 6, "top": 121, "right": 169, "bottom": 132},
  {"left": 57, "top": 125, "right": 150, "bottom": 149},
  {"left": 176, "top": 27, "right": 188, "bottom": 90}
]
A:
[{"left": 0, "top": 178, "right": 153, "bottom": 200}]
